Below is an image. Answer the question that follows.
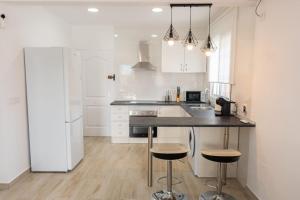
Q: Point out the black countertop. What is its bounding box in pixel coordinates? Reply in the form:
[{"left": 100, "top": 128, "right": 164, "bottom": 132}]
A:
[
  {"left": 110, "top": 100, "right": 199, "bottom": 106},
  {"left": 110, "top": 100, "right": 255, "bottom": 128}
]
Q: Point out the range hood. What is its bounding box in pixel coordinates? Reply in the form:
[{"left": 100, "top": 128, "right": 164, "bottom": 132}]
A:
[{"left": 132, "top": 41, "right": 156, "bottom": 71}]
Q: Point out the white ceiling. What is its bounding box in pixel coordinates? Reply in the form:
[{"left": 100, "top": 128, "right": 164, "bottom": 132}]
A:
[
  {"left": 5, "top": 0, "right": 256, "bottom": 5},
  {"left": 42, "top": 4, "right": 228, "bottom": 29}
]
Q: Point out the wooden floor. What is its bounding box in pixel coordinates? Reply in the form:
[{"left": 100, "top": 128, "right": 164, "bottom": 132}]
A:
[{"left": 0, "top": 137, "right": 253, "bottom": 200}]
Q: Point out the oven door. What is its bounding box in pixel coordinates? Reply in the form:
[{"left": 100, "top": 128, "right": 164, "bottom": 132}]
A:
[{"left": 129, "top": 126, "right": 157, "bottom": 138}]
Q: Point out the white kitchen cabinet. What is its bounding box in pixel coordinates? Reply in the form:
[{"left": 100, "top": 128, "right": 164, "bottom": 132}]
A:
[
  {"left": 110, "top": 106, "right": 129, "bottom": 143},
  {"left": 157, "top": 106, "right": 187, "bottom": 143},
  {"left": 161, "top": 41, "right": 206, "bottom": 73},
  {"left": 161, "top": 41, "right": 184, "bottom": 73},
  {"left": 185, "top": 45, "right": 207, "bottom": 73}
]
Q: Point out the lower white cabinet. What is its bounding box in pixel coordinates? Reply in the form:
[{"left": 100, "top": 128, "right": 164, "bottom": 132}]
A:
[
  {"left": 110, "top": 106, "right": 129, "bottom": 143},
  {"left": 110, "top": 105, "right": 188, "bottom": 144},
  {"left": 157, "top": 106, "right": 187, "bottom": 143}
]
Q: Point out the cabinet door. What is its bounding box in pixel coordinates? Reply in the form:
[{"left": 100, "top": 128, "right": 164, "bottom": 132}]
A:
[
  {"left": 158, "top": 106, "right": 185, "bottom": 142},
  {"left": 161, "top": 41, "right": 185, "bottom": 73},
  {"left": 184, "top": 44, "right": 207, "bottom": 73}
]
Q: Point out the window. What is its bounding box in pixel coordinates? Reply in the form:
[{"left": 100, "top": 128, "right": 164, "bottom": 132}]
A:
[{"left": 208, "top": 8, "right": 237, "bottom": 100}]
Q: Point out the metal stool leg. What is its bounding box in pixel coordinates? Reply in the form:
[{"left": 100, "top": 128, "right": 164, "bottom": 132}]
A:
[
  {"left": 167, "top": 161, "right": 172, "bottom": 193},
  {"left": 217, "top": 163, "right": 223, "bottom": 195},
  {"left": 152, "top": 161, "right": 186, "bottom": 200},
  {"left": 200, "top": 163, "right": 236, "bottom": 200}
]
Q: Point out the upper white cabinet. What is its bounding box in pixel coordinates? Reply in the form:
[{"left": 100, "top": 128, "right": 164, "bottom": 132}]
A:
[{"left": 161, "top": 41, "right": 206, "bottom": 73}]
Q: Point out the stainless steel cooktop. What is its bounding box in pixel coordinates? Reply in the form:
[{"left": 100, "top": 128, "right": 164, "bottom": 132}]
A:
[{"left": 129, "top": 110, "right": 158, "bottom": 117}]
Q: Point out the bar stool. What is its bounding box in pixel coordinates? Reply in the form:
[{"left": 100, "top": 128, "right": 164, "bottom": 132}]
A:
[
  {"left": 151, "top": 144, "right": 189, "bottom": 200},
  {"left": 200, "top": 149, "right": 241, "bottom": 200}
]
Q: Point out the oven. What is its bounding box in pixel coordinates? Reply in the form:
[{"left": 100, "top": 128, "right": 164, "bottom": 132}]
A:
[{"left": 129, "top": 110, "right": 158, "bottom": 138}]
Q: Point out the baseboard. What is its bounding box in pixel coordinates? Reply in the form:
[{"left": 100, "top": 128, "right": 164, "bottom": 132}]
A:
[
  {"left": 244, "top": 186, "right": 259, "bottom": 200},
  {"left": 0, "top": 169, "right": 30, "bottom": 191}
]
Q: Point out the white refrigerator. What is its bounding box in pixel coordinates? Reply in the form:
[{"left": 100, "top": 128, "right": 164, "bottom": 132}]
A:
[{"left": 24, "top": 47, "right": 84, "bottom": 172}]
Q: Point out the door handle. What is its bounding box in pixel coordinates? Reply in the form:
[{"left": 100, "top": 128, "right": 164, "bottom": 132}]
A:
[{"left": 107, "top": 74, "right": 116, "bottom": 81}]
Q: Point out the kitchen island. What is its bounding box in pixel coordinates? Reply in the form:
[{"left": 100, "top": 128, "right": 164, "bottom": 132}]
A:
[{"left": 111, "top": 100, "right": 255, "bottom": 187}]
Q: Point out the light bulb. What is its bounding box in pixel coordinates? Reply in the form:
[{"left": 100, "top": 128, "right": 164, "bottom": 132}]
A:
[
  {"left": 88, "top": 8, "right": 99, "bottom": 13},
  {"left": 205, "top": 51, "right": 212, "bottom": 57},
  {"left": 187, "top": 44, "right": 193, "bottom": 51},
  {"left": 168, "top": 39, "right": 175, "bottom": 46}
]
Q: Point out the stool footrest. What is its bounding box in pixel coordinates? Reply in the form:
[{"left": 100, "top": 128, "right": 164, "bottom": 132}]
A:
[
  {"left": 153, "top": 190, "right": 186, "bottom": 200},
  {"left": 157, "top": 176, "right": 183, "bottom": 186},
  {"left": 200, "top": 191, "right": 236, "bottom": 200}
]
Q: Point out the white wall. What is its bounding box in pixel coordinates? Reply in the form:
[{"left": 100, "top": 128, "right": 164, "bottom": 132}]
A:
[
  {"left": 114, "top": 28, "right": 208, "bottom": 100},
  {"left": 244, "top": 0, "right": 300, "bottom": 199},
  {"left": 230, "top": 7, "right": 256, "bottom": 186},
  {"left": 0, "top": 3, "right": 70, "bottom": 184}
]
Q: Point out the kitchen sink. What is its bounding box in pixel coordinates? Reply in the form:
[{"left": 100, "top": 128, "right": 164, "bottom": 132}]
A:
[{"left": 189, "top": 105, "right": 213, "bottom": 111}]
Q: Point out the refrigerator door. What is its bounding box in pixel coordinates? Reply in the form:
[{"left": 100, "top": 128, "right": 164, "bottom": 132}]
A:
[
  {"left": 64, "top": 48, "right": 83, "bottom": 122},
  {"left": 24, "top": 47, "right": 68, "bottom": 172},
  {"left": 66, "top": 117, "right": 84, "bottom": 170}
]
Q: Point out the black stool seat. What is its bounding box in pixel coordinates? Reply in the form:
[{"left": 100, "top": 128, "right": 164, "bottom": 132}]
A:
[
  {"left": 151, "top": 144, "right": 189, "bottom": 160},
  {"left": 201, "top": 149, "right": 241, "bottom": 163}
]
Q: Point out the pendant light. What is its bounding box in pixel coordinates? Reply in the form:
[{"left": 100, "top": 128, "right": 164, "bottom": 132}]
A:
[
  {"left": 183, "top": 6, "right": 198, "bottom": 51},
  {"left": 201, "top": 5, "right": 216, "bottom": 56},
  {"left": 163, "top": 6, "right": 179, "bottom": 46}
]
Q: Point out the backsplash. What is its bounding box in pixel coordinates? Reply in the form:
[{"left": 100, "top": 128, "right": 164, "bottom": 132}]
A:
[
  {"left": 115, "top": 66, "right": 206, "bottom": 101},
  {"left": 113, "top": 28, "right": 208, "bottom": 101}
]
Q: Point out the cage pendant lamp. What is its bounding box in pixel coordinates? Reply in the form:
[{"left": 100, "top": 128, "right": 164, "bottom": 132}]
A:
[
  {"left": 163, "top": 6, "right": 179, "bottom": 46},
  {"left": 183, "top": 6, "right": 198, "bottom": 51},
  {"left": 201, "top": 5, "right": 217, "bottom": 56}
]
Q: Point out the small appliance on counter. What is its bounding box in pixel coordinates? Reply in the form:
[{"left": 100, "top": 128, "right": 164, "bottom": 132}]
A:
[
  {"left": 186, "top": 91, "right": 202, "bottom": 103},
  {"left": 176, "top": 86, "right": 181, "bottom": 102},
  {"left": 164, "top": 90, "right": 172, "bottom": 102},
  {"left": 215, "top": 97, "right": 235, "bottom": 116}
]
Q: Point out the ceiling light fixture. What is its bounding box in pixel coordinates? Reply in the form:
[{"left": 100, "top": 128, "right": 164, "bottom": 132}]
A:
[
  {"left": 151, "top": 34, "right": 158, "bottom": 38},
  {"left": 201, "top": 5, "right": 217, "bottom": 56},
  {"left": 183, "top": 6, "right": 198, "bottom": 51},
  {"left": 114, "top": 34, "right": 118, "bottom": 38},
  {"left": 152, "top": 7, "right": 163, "bottom": 13},
  {"left": 163, "top": 6, "right": 179, "bottom": 46},
  {"left": 0, "top": 14, "right": 6, "bottom": 29},
  {"left": 88, "top": 8, "right": 99, "bottom": 13}
]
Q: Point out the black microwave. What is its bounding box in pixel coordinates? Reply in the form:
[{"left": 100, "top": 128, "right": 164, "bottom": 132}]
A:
[{"left": 186, "top": 91, "right": 202, "bottom": 103}]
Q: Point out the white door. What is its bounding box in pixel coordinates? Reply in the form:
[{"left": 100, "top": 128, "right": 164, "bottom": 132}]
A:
[
  {"left": 81, "top": 50, "right": 113, "bottom": 136},
  {"left": 161, "top": 41, "right": 185, "bottom": 73}
]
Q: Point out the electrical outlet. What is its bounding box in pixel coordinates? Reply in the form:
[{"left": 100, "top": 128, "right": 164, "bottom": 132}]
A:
[
  {"left": 236, "top": 103, "right": 248, "bottom": 116},
  {"left": 242, "top": 104, "right": 247, "bottom": 113}
]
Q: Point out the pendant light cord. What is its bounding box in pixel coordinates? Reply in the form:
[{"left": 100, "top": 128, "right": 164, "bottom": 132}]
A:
[
  {"left": 189, "top": 6, "right": 192, "bottom": 30},
  {"left": 171, "top": 6, "right": 173, "bottom": 25},
  {"left": 255, "top": 0, "right": 263, "bottom": 17},
  {"left": 208, "top": 5, "right": 211, "bottom": 36}
]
